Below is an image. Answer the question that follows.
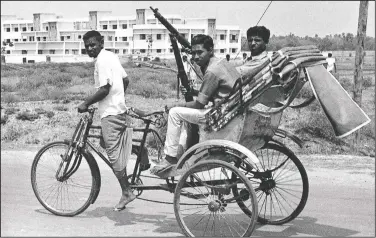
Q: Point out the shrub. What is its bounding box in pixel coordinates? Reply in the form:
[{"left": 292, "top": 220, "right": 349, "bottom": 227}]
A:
[
  {"left": 35, "top": 108, "right": 47, "bottom": 115},
  {"left": 1, "top": 114, "right": 8, "bottom": 125},
  {"left": 4, "top": 107, "right": 20, "bottom": 115},
  {"left": 363, "top": 76, "right": 374, "bottom": 88},
  {"left": 46, "top": 111, "right": 55, "bottom": 118},
  {"left": 16, "top": 111, "right": 40, "bottom": 121},
  {"left": 1, "top": 123, "right": 23, "bottom": 141},
  {"left": 53, "top": 105, "right": 68, "bottom": 111}
]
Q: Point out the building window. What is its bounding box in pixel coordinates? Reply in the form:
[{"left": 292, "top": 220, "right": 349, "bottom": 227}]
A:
[
  {"left": 46, "top": 26, "right": 48, "bottom": 31},
  {"left": 6, "top": 50, "right": 10, "bottom": 54},
  {"left": 65, "top": 49, "right": 69, "bottom": 54},
  {"left": 14, "top": 39, "right": 19, "bottom": 42},
  {"left": 122, "top": 24, "right": 127, "bottom": 29},
  {"left": 14, "top": 27, "right": 19, "bottom": 32},
  {"left": 38, "top": 50, "right": 43, "bottom": 54},
  {"left": 43, "top": 37, "right": 47, "bottom": 41},
  {"left": 78, "top": 35, "right": 81, "bottom": 39},
  {"left": 140, "top": 49, "right": 146, "bottom": 53},
  {"left": 156, "top": 49, "right": 161, "bottom": 53},
  {"left": 157, "top": 34, "right": 161, "bottom": 40},
  {"left": 31, "top": 27, "right": 33, "bottom": 31},
  {"left": 49, "top": 50, "right": 55, "bottom": 54},
  {"left": 6, "top": 28, "right": 10, "bottom": 32},
  {"left": 23, "top": 38, "right": 27, "bottom": 42},
  {"left": 220, "top": 34, "right": 225, "bottom": 40},
  {"left": 37, "top": 37, "right": 41, "bottom": 41},
  {"left": 115, "top": 49, "right": 119, "bottom": 54},
  {"left": 81, "top": 49, "right": 86, "bottom": 54},
  {"left": 140, "top": 34, "right": 146, "bottom": 40},
  {"left": 72, "top": 49, "right": 78, "bottom": 55},
  {"left": 108, "top": 36, "right": 113, "bottom": 41},
  {"left": 103, "top": 25, "right": 107, "bottom": 30},
  {"left": 220, "top": 49, "right": 225, "bottom": 53},
  {"left": 67, "top": 36, "right": 70, "bottom": 40},
  {"left": 231, "top": 35, "right": 236, "bottom": 41},
  {"left": 22, "top": 27, "right": 27, "bottom": 32},
  {"left": 170, "top": 48, "right": 173, "bottom": 53},
  {"left": 115, "top": 37, "right": 117, "bottom": 41},
  {"left": 22, "top": 50, "right": 27, "bottom": 54},
  {"left": 61, "top": 36, "right": 64, "bottom": 41},
  {"left": 113, "top": 25, "right": 117, "bottom": 29},
  {"left": 122, "top": 37, "right": 127, "bottom": 41},
  {"left": 231, "top": 48, "right": 236, "bottom": 53},
  {"left": 123, "top": 49, "right": 127, "bottom": 54}
]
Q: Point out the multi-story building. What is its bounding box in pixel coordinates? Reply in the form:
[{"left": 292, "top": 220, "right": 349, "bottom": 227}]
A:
[{"left": 1, "top": 8, "right": 242, "bottom": 62}]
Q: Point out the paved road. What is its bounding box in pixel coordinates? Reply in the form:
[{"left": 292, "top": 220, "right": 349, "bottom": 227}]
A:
[{"left": 1, "top": 150, "right": 374, "bottom": 237}]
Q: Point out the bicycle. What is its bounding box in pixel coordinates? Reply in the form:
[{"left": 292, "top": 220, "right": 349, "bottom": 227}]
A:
[{"left": 31, "top": 107, "right": 262, "bottom": 236}]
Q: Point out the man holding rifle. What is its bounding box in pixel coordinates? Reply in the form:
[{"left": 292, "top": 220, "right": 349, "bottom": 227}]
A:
[{"left": 151, "top": 34, "right": 240, "bottom": 175}]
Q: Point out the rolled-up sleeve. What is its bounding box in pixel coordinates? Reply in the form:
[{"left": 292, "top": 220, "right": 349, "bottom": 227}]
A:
[{"left": 197, "top": 71, "right": 219, "bottom": 105}]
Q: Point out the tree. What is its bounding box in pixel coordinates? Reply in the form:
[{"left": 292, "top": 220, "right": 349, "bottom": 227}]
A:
[{"left": 1, "top": 41, "right": 13, "bottom": 54}]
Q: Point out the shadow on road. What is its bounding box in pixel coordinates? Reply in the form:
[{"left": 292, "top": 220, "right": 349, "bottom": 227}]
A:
[
  {"left": 84, "top": 206, "right": 184, "bottom": 236},
  {"left": 253, "top": 216, "right": 359, "bottom": 237}
]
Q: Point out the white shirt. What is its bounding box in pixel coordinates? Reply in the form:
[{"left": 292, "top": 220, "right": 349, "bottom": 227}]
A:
[
  {"left": 326, "top": 57, "right": 336, "bottom": 72},
  {"left": 94, "top": 49, "right": 128, "bottom": 119}
]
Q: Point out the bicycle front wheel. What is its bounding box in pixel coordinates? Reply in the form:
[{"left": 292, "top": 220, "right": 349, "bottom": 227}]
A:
[{"left": 31, "top": 141, "right": 98, "bottom": 216}]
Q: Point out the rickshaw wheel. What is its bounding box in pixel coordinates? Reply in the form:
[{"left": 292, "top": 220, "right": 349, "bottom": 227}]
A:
[
  {"left": 235, "top": 142, "right": 309, "bottom": 225},
  {"left": 174, "top": 159, "right": 258, "bottom": 237}
]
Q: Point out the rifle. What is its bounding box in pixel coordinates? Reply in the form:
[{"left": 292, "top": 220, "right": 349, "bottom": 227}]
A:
[{"left": 150, "top": 7, "right": 199, "bottom": 148}]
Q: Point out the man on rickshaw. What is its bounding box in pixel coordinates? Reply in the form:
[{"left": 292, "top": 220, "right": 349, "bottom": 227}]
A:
[
  {"left": 150, "top": 34, "right": 240, "bottom": 175},
  {"left": 151, "top": 26, "right": 278, "bottom": 175}
]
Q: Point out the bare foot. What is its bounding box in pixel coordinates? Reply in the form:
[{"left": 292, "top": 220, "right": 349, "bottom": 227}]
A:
[{"left": 113, "top": 191, "right": 136, "bottom": 211}]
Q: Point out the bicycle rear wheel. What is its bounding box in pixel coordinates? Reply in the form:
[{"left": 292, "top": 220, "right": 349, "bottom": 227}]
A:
[
  {"left": 31, "top": 141, "right": 98, "bottom": 216},
  {"left": 237, "top": 142, "right": 309, "bottom": 225},
  {"left": 174, "top": 160, "right": 258, "bottom": 237}
]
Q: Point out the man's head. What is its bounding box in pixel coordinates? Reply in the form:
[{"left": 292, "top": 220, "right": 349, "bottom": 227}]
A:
[
  {"left": 182, "top": 55, "right": 187, "bottom": 62},
  {"left": 191, "top": 34, "right": 214, "bottom": 67},
  {"left": 246, "top": 26, "right": 270, "bottom": 57},
  {"left": 226, "top": 54, "right": 230, "bottom": 61},
  {"left": 328, "top": 53, "right": 332, "bottom": 57},
  {"left": 83, "top": 30, "right": 104, "bottom": 58},
  {"left": 243, "top": 53, "right": 247, "bottom": 59}
]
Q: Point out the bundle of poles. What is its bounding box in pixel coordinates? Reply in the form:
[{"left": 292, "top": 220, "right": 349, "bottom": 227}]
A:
[{"left": 204, "top": 45, "right": 327, "bottom": 132}]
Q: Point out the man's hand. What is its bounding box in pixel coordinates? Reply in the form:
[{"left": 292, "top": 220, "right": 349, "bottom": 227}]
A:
[
  {"left": 180, "top": 85, "right": 188, "bottom": 97},
  {"left": 77, "top": 102, "right": 89, "bottom": 113}
]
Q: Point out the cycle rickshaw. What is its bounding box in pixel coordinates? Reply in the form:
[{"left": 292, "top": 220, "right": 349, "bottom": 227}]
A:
[
  {"left": 31, "top": 7, "right": 371, "bottom": 237},
  {"left": 30, "top": 44, "right": 336, "bottom": 237}
]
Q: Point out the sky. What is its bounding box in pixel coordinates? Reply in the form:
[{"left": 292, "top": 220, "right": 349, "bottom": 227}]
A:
[{"left": 1, "top": 1, "right": 375, "bottom": 37}]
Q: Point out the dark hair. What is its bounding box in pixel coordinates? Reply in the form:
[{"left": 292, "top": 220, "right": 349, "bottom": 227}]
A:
[
  {"left": 246, "top": 26, "right": 270, "bottom": 43},
  {"left": 83, "top": 30, "right": 103, "bottom": 41},
  {"left": 182, "top": 55, "right": 187, "bottom": 59},
  {"left": 243, "top": 53, "right": 247, "bottom": 56},
  {"left": 328, "top": 53, "right": 332, "bottom": 57},
  {"left": 226, "top": 54, "right": 230, "bottom": 57},
  {"left": 191, "top": 34, "right": 214, "bottom": 51}
]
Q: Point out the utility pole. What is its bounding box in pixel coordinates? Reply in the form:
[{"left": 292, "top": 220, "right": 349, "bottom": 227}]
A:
[{"left": 353, "top": 1, "right": 368, "bottom": 146}]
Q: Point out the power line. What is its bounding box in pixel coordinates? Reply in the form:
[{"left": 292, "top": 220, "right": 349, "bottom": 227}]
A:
[{"left": 256, "top": 1, "right": 273, "bottom": 26}]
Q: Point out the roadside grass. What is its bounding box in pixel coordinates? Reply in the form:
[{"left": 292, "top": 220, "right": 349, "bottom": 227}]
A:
[{"left": 0, "top": 55, "right": 374, "bottom": 156}]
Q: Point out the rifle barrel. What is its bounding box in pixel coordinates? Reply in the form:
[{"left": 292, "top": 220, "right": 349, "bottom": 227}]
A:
[{"left": 150, "top": 6, "right": 191, "bottom": 49}]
